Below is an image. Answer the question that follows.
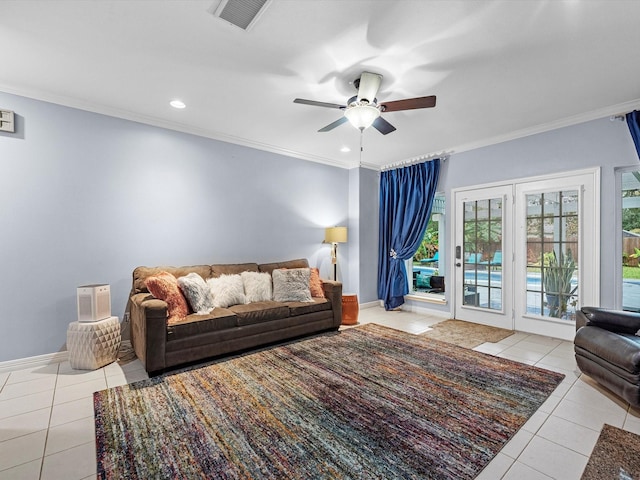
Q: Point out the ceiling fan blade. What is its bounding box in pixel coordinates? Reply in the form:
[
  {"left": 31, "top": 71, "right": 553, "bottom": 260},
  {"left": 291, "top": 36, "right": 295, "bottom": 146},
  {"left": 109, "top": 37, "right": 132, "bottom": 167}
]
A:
[
  {"left": 372, "top": 117, "right": 396, "bottom": 135},
  {"left": 318, "top": 116, "right": 349, "bottom": 132},
  {"left": 356, "top": 72, "right": 382, "bottom": 103},
  {"left": 294, "top": 98, "right": 346, "bottom": 110},
  {"left": 380, "top": 95, "right": 436, "bottom": 112}
]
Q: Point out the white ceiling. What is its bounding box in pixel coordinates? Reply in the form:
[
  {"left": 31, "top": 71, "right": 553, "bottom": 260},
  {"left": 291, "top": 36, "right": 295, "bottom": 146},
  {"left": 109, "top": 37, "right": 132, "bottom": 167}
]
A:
[{"left": 1, "top": 0, "right": 640, "bottom": 169}]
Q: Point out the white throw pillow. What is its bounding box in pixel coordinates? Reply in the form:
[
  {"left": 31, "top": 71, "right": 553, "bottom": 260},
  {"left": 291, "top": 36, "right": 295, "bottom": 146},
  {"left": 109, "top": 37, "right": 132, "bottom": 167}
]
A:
[
  {"left": 272, "top": 268, "right": 313, "bottom": 302},
  {"left": 177, "top": 272, "right": 215, "bottom": 314},
  {"left": 241, "top": 271, "right": 272, "bottom": 303},
  {"left": 207, "top": 274, "right": 246, "bottom": 308}
]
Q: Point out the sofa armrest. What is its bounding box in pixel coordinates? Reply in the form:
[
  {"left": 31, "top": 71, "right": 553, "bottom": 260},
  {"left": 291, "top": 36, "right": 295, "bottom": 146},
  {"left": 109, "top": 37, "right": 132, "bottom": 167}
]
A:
[
  {"left": 577, "top": 306, "right": 640, "bottom": 335},
  {"left": 322, "top": 280, "right": 343, "bottom": 327},
  {"left": 130, "top": 293, "right": 168, "bottom": 374}
]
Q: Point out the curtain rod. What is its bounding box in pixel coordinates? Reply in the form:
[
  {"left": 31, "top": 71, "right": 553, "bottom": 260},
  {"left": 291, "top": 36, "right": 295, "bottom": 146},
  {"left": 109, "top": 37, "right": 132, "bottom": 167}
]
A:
[{"left": 381, "top": 151, "right": 452, "bottom": 171}]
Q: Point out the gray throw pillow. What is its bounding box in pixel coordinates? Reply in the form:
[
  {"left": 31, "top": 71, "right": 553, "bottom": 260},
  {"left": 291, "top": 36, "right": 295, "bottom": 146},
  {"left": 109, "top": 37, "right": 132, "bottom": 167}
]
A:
[
  {"left": 272, "top": 268, "right": 313, "bottom": 302},
  {"left": 177, "top": 273, "right": 214, "bottom": 314}
]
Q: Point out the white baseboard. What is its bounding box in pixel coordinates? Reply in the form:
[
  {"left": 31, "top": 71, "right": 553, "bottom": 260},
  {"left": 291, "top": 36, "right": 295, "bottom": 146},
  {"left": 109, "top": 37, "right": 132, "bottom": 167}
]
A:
[
  {"left": 402, "top": 303, "right": 451, "bottom": 320},
  {"left": 359, "top": 300, "right": 380, "bottom": 310},
  {"left": 0, "top": 350, "right": 68, "bottom": 374}
]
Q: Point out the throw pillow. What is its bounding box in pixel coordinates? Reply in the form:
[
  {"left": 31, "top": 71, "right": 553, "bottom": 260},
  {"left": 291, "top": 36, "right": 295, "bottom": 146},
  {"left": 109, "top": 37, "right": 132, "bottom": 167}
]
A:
[
  {"left": 272, "top": 268, "right": 313, "bottom": 302},
  {"left": 145, "top": 271, "right": 189, "bottom": 324},
  {"left": 207, "top": 274, "right": 246, "bottom": 308},
  {"left": 309, "top": 267, "right": 325, "bottom": 298},
  {"left": 241, "top": 271, "right": 272, "bottom": 303},
  {"left": 177, "top": 272, "right": 215, "bottom": 314}
]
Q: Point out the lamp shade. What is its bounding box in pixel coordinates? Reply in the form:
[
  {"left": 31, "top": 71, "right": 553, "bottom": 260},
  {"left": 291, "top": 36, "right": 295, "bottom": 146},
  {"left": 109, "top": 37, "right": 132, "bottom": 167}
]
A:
[
  {"left": 344, "top": 105, "right": 380, "bottom": 130},
  {"left": 325, "top": 226, "right": 347, "bottom": 243}
]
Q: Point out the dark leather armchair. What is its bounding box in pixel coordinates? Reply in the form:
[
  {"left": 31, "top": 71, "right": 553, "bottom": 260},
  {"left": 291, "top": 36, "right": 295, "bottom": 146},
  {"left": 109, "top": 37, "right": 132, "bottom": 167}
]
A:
[{"left": 574, "top": 306, "right": 640, "bottom": 407}]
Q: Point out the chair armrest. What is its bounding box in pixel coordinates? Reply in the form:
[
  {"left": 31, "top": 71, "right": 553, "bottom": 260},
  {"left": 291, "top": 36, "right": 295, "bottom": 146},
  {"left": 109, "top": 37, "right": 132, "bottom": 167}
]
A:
[
  {"left": 577, "top": 306, "right": 640, "bottom": 335},
  {"left": 130, "top": 293, "right": 167, "bottom": 374},
  {"left": 322, "top": 280, "right": 343, "bottom": 327}
]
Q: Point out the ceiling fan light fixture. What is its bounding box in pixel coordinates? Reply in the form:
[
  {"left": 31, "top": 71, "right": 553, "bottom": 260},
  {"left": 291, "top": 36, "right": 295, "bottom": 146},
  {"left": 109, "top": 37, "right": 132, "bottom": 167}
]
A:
[{"left": 344, "top": 103, "right": 380, "bottom": 131}]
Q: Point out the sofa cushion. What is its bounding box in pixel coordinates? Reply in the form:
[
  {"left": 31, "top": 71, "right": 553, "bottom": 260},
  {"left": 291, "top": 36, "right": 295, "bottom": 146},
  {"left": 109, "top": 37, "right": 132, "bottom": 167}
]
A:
[
  {"left": 207, "top": 274, "right": 246, "bottom": 308},
  {"left": 287, "top": 298, "right": 331, "bottom": 316},
  {"left": 133, "top": 265, "right": 211, "bottom": 294},
  {"left": 177, "top": 273, "right": 214, "bottom": 314},
  {"left": 211, "top": 263, "right": 259, "bottom": 278},
  {"left": 229, "top": 301, "right": 290, "bottom": 326},
  {"left": 145, "top": 272, "right": 189, "bottom": 325},
  {"left": 258, "top": 258, "right": 309, "bottom": 275},
  {"left": 241, "top": 271, "right": 272, "bottom": 303},
  {"left": 272, "top": 268, "right": 313, "bottom": 302},
  {"left": 167, "top": 309, "right": 238, "bottom": 341}
]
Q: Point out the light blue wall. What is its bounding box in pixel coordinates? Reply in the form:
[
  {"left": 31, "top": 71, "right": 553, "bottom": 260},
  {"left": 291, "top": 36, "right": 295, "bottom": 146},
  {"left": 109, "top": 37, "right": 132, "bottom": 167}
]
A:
[
  {"left": 346, "top": 167, "right": 379, "bottom": 304},
  {"left": 406, "top": 117, "right": 639, "bottom": 314},
  {"left": 0, "top": 91, "right": 349, "bottom": 362}
]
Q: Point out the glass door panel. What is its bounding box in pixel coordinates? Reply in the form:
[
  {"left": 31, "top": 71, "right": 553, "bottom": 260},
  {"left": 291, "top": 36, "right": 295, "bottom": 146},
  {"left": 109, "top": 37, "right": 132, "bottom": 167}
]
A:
[
  {"left": 621, "top": 171, "right": 640, "bottom": 312},
  {"left": 525, "top": 190, "right": 579, "bottom": 320},
  {"left": 463, "top": 197, "right": 503, "bottom": 310}
]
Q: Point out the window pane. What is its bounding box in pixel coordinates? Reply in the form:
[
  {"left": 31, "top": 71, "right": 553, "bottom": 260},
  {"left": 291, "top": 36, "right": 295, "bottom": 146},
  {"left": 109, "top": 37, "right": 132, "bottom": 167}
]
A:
[
  {"left": 526, "top": 191, "right": 578, "bottom": 320},
  {"left": 463, "top": 197, "right": 503, "bottom": 311},
  {"left": 411, "top": 194, "right": 445, "bottom": 296},
  {"left": 622, "top": 171, "right": 640, "bottom": 311}
]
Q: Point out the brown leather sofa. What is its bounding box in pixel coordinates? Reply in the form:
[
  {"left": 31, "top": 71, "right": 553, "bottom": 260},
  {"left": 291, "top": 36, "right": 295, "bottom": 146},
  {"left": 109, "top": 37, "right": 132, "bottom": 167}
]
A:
[
  {"left": 574, "top": 306, "right": 640, "bottom": 407},
  {"left": 129, "top": 259, "right": 342, "bottom": 375}
]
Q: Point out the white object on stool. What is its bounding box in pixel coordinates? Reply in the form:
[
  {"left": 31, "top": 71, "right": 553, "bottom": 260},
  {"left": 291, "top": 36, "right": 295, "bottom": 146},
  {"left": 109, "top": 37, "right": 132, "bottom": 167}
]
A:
[{"left": 67, "top": 316, "right": 121, "bottom": 370}]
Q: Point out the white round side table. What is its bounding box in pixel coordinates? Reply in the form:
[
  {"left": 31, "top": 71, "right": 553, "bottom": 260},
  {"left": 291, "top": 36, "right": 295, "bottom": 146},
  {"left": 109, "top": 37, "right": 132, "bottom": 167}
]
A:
[{"left": 67, "top": 316, "right": 121, "bottom": 370}]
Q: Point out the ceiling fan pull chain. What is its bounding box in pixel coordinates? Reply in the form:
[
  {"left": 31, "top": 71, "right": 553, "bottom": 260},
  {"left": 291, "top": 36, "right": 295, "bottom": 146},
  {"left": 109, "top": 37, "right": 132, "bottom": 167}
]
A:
[{"left": 359, "top": 129, "right": 365, "bottom": 168}]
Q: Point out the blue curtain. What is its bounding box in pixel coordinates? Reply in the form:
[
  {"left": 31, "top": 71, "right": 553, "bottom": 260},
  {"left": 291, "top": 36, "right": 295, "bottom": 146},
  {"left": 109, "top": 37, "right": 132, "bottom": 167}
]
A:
[
  {"left": 627, "top": 110, "right": 640, "bottom": 160},
  {"left": 378, "top": 160, "right": 441, "bottom": 310}
]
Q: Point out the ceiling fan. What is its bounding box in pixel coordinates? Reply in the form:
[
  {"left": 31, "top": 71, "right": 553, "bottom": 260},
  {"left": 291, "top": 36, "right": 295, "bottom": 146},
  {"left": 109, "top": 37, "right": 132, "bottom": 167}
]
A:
[{"left": 293, "top": 71, "right": 436, "bottom": 135}]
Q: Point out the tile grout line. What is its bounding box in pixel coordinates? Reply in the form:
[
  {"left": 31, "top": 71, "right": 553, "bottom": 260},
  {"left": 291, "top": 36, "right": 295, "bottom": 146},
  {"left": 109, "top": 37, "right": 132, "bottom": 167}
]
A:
[{"left": 39, "top": 361, "right": 63, "bottom": 480}]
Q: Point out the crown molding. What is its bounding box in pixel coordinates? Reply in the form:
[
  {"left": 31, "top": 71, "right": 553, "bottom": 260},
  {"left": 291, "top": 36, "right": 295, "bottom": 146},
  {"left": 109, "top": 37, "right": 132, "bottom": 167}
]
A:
[
  {"left": 4, "top": 85, "right": 639, "bottom": 173},
  {"left": 0, "top": 85, "right": 350, "bottom": 169},
  {"left": 449, "top": 98, "right": 640, "bottom": 157}
]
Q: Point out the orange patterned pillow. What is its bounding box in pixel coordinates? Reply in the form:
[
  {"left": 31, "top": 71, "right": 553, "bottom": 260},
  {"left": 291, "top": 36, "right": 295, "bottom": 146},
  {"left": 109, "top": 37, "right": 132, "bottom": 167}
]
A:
[
  {"left": 309, "top": 267, "right": 325, "bottom": 298},
  {"left": 145, "top": 271, "right": 189, "bottom": 325}
]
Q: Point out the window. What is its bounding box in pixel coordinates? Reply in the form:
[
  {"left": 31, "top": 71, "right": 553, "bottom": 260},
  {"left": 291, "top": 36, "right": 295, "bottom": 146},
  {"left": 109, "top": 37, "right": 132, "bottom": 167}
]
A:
[
  {"left": 410, "top": 194, "right": 445, "bottom": 296},
  {"left": 621, "top": 170, "right": 640, "bottom": 312}
]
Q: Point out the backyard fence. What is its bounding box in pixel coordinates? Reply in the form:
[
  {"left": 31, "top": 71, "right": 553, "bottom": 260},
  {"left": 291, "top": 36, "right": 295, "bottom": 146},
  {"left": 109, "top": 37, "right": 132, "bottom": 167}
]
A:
[{"left": 624, "top": 237, "right": 640, "bottom": 267}]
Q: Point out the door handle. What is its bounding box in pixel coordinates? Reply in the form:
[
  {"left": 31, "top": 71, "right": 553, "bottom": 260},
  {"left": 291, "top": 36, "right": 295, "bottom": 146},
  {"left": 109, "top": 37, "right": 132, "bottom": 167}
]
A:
[{"left": 456, "top": 262, "right": 461, "bottom": 267}]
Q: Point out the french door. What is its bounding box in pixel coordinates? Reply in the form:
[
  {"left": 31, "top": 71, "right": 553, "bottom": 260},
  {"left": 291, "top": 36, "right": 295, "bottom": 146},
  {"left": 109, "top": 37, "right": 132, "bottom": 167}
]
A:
[
  {"left": 454, "top": 186, "right": 513, "bottom": 330},
  {"left": 454, "top": 170, "right": 599, "bottom": 340}
]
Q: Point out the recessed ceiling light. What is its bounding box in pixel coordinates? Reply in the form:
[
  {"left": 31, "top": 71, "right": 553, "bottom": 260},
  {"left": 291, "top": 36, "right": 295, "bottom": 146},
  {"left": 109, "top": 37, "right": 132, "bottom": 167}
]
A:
[
  {"left": 340, "top": 146, "right": 351, "bottom": 153},
  {"left": 170, "top": 100, "right": 186, "bottom": 109}
]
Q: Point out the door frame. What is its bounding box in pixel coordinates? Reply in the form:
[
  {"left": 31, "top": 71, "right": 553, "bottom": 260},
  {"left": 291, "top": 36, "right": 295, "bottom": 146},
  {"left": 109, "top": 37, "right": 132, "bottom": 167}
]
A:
[{"left": 451, "top": 168, "right": 600, "bottom": 340}]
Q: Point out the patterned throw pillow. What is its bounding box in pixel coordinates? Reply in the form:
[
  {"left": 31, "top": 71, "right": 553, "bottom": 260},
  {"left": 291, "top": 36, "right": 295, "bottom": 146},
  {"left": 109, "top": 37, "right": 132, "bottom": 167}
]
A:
[
  {"left": 309, "top": 267, "right": 325, "bottom": 298},
  {"left": 145, "top": 271, "right": 189, "bottom": 325},
  {"left": 207, "top": 274, "right": 246, "bottom": 308},
  {"left": 177, "top": 272, "right": 215, "bottom": 314},
  {"left": 241, "top": 271, "right": 272, "bottom": 303},
  {"left": 272, "top": 268, "right": 313, "bottom": 302}
]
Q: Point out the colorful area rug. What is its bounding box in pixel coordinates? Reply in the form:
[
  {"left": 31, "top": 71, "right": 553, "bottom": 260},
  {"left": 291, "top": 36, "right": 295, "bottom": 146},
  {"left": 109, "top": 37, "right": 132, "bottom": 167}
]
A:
[
  {"left": 581, "top": 424, "right": 640, "bottom": 479},
  {"left": 422, "top": 319, "right": 514, "bottom": 348},
  {"left": 94, "top": 323, "right": 564, "bottom": 479}
]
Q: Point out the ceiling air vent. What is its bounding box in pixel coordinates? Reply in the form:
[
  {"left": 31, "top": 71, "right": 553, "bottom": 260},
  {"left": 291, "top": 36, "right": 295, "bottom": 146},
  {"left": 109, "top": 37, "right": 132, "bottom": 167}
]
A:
[{"left": 209, "top": 0, "right": 271, "bottom": 31}]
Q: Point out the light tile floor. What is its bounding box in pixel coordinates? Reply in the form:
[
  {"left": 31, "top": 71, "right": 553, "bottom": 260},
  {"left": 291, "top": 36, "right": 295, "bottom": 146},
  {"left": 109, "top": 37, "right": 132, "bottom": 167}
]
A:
[{"left": 0, "top": 307, "right": 638, "bottom": 479}]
